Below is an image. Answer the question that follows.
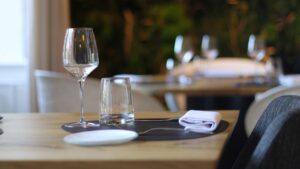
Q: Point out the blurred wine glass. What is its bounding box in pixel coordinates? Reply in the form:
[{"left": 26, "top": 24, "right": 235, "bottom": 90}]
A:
[
  {"left": 174, "top": 35, "right": 194, "bottom": 64},
  {"left": 62, "top": 28, "right": 99, "bottom": 128},
  {"left": 247, "top": 34, "right": 266, "bottom": 82},
  {"left": 174, "top": 35, "right": 194, "bottom": 84},
  {"left": 201, "top": 35, "right": 219, "bottom": 60},
  {"left": 166, "top": 58, "right": 175, "bottom": 71},
  {"left": 165, "top": 58, "right": 175, "bottom": 83},
  {"left": 248, "top": 34, "right": 266, "bottom": 62}
]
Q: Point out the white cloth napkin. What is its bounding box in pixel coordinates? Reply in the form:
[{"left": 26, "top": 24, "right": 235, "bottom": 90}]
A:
[
  {"left": 179, "top": 110, "right": 222, "bottom": 133},
  {"left": 171, "top": 58, "right": 267, "bottom": 78}
]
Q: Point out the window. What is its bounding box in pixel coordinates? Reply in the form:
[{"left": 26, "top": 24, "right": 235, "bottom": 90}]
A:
[
  {"left": 0, "top": 0, "right": 28, "bottom": 112},
  {"left": 0, "top": 0, "right": 26, "bottom": 65}
]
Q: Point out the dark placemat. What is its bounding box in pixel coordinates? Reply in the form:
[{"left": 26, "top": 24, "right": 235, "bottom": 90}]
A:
[
  {"left": 235, "top": 80, "right": 278, "bottom": 87},
  {"left": 62, "top": 119, "right": 229, "bottom": 141}
]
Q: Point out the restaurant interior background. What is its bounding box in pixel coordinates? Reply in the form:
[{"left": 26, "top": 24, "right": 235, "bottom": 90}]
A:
[
  {"left": 1, "top": 0, "right": 300, "bottom": 113},
  {"left": 71, "top": 0, "right": 300, "bottom": 78},
  {"left": 1, "top": 1, "right": 300, "bottom": 168},
  {"left": 69, "top": 0, "right": 300, "bottom": 128}
]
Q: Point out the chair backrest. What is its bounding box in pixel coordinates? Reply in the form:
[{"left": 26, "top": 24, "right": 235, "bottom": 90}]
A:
[
  {"left": 35, "top": 70, "right": 166, "bottom": 113},
  {"left": 245, "top": 85, "right": 300, "bottom": 136},
  {"left": 246, "top": 108, "right": 300, "bottom": 169},
  {"left": 232, "top": 95, "right": 300, "bottom": 169}
]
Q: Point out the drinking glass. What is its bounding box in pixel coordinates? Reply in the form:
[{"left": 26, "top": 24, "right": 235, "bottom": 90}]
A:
[
  {"left": 247, "top": 34, "right": 266, "bottom": 61},
  {"left": 166, "top": 58, "right": 175, "bottom": 83},
  {"left": 174, "top": 35, "right": 194, "bottom": 84},
  {"left": 247, "top": 34, "right": 266, "bottom": 82},
  {"left": 174, "top": 35, "right": 194, "bottom": 64},
  {"left": 62, "top": 28, "right": 99, "bottom": 128},
  {"left": 201, "top": 35, "right": 219, "bottom": 60},
  {"left": 99, "top": 77, "right": 134, "bottom": 124}
]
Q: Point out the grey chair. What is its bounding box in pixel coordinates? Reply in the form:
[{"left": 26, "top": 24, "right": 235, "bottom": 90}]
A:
[
  {"left": 231, "top": 95, "right": 300, "bottom": 169},
  {"left": 245, "top": 85, "right": 300, "bottom": 136},
  {"left": 246, "top": 108, "right": 300, "bottom": 169},
  {"left": 35, "top": 70, "right": 166, "bottom": 113}
]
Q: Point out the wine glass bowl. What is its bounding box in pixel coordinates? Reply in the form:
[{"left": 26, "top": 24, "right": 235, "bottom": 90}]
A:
[
  {"left": 173, "top": 35, "right": 194, "bottom": 85},
  {"left": 247, "top": 34, "right": 266, "bottom": 62},
  {"left": 247, "top": 34, "right": 266, "bottom": 83},
  {"left": 201, "top": 35, "right": 219, "bottom": 60},
  {"left": 62, "top": 28, "right": 99, "bottom": 128},
  {"left": 174, "top": 35, "right": 194, "bottom": 64}
]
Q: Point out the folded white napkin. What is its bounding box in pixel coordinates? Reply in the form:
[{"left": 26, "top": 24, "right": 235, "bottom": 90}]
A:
[
  {"left": 179, "top": 110, "right": 222, "bottom": 133},
  {"left": 171, "top": 58, "right": 267, "bottom": 78}
]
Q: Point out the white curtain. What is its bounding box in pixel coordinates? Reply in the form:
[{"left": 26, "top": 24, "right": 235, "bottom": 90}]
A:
[{"left": 26, "top": 0, "right": 70, "bottom": 111}]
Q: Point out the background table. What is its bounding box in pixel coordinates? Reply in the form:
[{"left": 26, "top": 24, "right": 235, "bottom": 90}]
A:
[
  {"left": 132, "top": 76, "right": 272, "bottom": 96},
  {"left": 0, "top": 111, "right": 238, "bottom": 169}
]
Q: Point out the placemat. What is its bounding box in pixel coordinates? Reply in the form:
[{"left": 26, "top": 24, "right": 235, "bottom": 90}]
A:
[
  {"left": 62, "top": 119, "right": 229, "bottom": 141},
  {"left": 235, "top": 80, "right": 278, "bottom": 87}
]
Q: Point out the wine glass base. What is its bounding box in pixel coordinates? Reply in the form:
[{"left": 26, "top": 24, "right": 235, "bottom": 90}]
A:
[{"left": 63, "top": 121, "right": 100, "bottom": 129}]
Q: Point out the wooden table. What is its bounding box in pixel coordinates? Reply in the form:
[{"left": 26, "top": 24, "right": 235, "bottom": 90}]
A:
[
  {"left": 132, "top": 76, "right": 275, "bottom": 111},
  {"left": 0, "top": 111, "right": 238, "bottom": 169}
]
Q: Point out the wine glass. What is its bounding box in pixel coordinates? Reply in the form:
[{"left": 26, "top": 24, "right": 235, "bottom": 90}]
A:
[
  {"left": 174, "top": 35, "right": 194, "bottom": 64},
  {"left": 247, "top": 34, "right": 266, "bottom": 61},
  {"left": 174, "top": 35, "right": 194, "bottom": 84},
  {"left": 165, "top": 58, "right": 175, "bottom": 83},
  {"left": 62, "top": 28, "right": 99, "bottom": 128},
  {"left": 201, "top": 35, "right": 219, "bottom": 60},
  {"left": 247, "top": 34, "right": 266, "bottom": 82}
]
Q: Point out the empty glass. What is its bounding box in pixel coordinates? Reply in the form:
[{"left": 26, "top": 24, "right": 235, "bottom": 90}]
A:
[
  {"left": 165, "top": 58, "right": 176, "bottom": 83},
  {"left": 174, "top": 35, "right": 194, "bottom": 84},
  {"left": 174, "top": 35, "right": 194, "bottom": 64},
  {"left": 201, "top": 34, "right": 219, "bottom": 60},
  {"left": 247, "top": 34, "right": 266, "bottom": 83},
  {"left": 247, "top": 34, "right": 266, "bottom": 62},
  {"left": 62, "top": 28, "right": 99, "bottom": 128},
  {"left": 99, "top": 77, "right": 134, "bottom": 124}
]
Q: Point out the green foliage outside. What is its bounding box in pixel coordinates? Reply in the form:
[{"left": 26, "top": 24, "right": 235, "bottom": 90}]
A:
[{"left": 71, "top": 0, "right": 300, "bottom": 77}]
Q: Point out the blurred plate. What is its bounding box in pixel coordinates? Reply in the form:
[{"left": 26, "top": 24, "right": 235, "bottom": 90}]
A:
[{"left": 64, "top": 129, "right": 138, "bottom": 146}]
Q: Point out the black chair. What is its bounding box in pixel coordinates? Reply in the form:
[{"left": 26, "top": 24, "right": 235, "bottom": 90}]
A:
[
  {"left": 231, "top": 95, "right": 300, "bottom": 169},
  {"left": 246, "top": 108, "right": 300, "bottom": 169}
]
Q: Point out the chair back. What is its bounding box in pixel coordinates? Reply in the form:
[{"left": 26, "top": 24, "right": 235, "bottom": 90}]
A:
[
  {"left": 232, "top": 95, "right": 300, "bottom": 169},
  {"left": 35, "top": 70, "right": 166, "bottom": 113},
  {"left": 246, "top": 108, "right": 300, "bottom": 169},
  {"left": 245, "top": 85, "right": 300, "bottom": 136}
]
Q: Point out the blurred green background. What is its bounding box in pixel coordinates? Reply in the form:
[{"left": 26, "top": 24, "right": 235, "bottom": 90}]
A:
[{"left": 71, "top": 0, "right": 300, "bottom": 78}]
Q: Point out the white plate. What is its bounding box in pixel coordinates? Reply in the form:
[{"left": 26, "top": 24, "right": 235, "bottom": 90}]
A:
[{"left": 64, "top": 129, "right": 138, "bottom": 146}]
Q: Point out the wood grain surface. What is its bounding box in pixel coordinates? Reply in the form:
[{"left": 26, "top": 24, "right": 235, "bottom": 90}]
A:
[{"left": 0, "top": 111, "right": 238, "bottom": 169}]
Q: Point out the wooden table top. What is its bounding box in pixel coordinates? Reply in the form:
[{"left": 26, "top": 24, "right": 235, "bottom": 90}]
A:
[
  {"left": 132, "top": 76, "right": 274, "bottom": 97},
  {"left": 0, "top": 111, "right": 238, "bottom": 169}
]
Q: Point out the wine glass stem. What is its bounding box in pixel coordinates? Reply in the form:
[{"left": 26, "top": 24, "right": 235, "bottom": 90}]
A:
[
  {"left": 79, "top": 79, "right": 85, "bottom": 124},
  {"left": 254, "top": 60, "right": 263, "bottom": 83}
]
